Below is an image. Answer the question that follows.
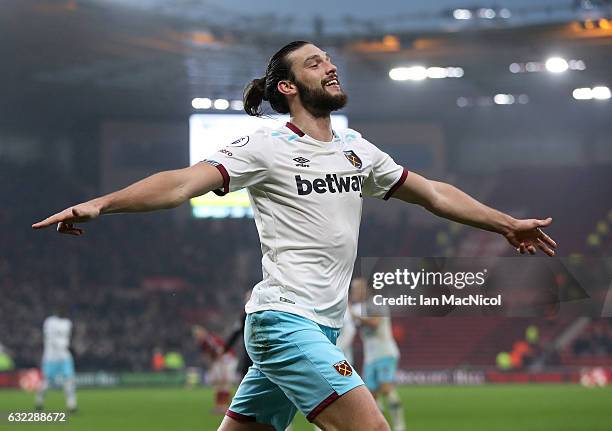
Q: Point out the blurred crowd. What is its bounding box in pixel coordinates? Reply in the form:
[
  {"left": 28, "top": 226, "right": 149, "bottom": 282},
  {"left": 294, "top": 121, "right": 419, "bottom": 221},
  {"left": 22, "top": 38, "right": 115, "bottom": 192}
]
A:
[
  {"left": 1, "top": 159, "right": 611, "bottom": 371},
  {"left": 0, "top": 160, "right": 261, "bottom": 370},
  {"left": 573, "top": 320, "right": 612, "bottom": 357}
]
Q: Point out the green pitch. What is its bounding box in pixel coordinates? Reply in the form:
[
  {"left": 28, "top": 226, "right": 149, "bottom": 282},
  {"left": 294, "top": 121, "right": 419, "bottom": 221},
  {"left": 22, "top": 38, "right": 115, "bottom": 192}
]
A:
[{"left": 1, "top": 384, "right": 611, "bottom": 430}]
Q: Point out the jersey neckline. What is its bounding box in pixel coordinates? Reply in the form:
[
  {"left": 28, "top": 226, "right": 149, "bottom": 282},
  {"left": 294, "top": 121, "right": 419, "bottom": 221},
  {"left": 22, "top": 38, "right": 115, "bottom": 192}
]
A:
[{"left": 285, "top": 122, "right": 338, "bottom": 145}]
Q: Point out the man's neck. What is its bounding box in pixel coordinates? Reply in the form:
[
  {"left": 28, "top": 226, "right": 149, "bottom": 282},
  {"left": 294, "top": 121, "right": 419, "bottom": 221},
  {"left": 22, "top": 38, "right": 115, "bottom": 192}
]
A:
[{"left": 289, "top": 110, "right": 333, "bottom": 142}]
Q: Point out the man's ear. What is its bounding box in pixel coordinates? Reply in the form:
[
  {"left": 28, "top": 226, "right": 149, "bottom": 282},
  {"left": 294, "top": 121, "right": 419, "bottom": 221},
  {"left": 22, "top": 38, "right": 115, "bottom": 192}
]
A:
[{"left": 277, "top": 80, "right": 296, "bottom": 96}]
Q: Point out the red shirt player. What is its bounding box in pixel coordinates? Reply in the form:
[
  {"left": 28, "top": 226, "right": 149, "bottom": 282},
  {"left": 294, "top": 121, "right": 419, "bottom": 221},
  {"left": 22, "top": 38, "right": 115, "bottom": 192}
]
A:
[{"left": 192, "top": 325, "right": 237, "bottom": 414}]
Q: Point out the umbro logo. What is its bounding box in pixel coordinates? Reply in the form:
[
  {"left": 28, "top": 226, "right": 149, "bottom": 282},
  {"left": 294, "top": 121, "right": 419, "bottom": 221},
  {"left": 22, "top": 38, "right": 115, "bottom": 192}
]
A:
[{"left": 293, "top": 156, "right": 310, "bottom": 167}]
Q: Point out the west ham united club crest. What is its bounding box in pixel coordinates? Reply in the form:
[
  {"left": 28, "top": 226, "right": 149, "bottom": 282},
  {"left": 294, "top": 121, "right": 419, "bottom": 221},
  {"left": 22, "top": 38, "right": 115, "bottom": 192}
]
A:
[
  {"left": 333, "top": 360, "right": 353, "bottom": 377},
  {"left": 343, "top": 150, "right": 362, "bottom": 169}
]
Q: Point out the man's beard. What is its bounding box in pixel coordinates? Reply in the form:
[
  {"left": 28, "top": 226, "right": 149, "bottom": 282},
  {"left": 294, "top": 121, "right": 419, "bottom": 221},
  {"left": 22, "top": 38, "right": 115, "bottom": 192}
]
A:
[{"left": 295, "top": 79, "right": 348, "bottom": 118}]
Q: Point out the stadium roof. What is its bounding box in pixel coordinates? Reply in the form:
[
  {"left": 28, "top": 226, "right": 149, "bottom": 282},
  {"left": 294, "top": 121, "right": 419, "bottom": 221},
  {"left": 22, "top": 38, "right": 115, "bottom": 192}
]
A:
[{"left": 1, "top": 0, "right": 611, "bottom": 127}]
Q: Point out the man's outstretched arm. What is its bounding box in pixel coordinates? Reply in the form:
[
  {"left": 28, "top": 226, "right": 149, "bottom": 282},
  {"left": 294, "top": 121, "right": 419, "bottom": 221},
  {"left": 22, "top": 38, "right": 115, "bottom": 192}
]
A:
[
  {"left": 32, "top": 163, "right": 223, "bottom": 235},
  {"left": 391, "top": 171, "right": 557, "bottom": 256}
]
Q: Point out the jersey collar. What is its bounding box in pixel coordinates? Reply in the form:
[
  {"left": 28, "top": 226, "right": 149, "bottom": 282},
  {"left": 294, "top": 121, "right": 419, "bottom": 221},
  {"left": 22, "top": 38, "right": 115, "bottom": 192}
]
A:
[
  {"left": 285, "top": 122, "right": 338, "bottom": 140},
  {"left": 285, "top": 122, "right": 305, "bottom": 137}
]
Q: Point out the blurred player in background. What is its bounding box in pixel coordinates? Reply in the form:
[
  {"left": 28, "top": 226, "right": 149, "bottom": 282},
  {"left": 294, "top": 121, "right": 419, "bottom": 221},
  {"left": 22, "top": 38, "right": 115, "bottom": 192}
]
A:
[
  {"left": 35, "top": 309, "right": 77, "bottom": 412},
  {"left": 0, "top": 342, "right": 15, "bottom": 372},
  {"left": 223, "top": 290, "right": 253, "bottom": 380},
  {"left": 33, "top": 40, "right": 557, "bottom": 431},
  {"left": 192, "top": 325, "right": 238, "bottom": 414},
  {"left": 351, "top": 278, "right": 406, "bottom": 431}
]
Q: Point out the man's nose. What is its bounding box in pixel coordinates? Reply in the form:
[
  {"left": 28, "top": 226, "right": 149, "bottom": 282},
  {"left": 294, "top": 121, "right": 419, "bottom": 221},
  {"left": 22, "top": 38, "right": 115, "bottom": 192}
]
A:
[{"left": 325, "top": 61, "right": 337, "bottom": 75}]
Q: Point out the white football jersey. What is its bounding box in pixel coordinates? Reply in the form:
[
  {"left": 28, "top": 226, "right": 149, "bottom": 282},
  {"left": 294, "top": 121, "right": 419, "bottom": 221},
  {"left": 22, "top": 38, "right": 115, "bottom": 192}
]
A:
[
  {"left": 360, "top": 304, "right": 400, "bottom": 364},
  {"left": 203, "top": 122, "right": 407, "bottom": 328},
  {"left": 42, "top": 316, "right": 72, "bottom": 362}
]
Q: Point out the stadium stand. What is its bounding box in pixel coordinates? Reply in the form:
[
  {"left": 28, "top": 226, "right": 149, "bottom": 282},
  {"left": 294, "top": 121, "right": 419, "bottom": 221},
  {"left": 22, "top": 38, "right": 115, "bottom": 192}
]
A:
[{"left": 2, "top": 160, "right": 611, "bottom": 371}]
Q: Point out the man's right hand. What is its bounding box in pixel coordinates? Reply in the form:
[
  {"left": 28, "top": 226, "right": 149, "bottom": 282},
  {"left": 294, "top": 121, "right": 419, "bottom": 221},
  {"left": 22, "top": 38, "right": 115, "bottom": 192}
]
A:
[
  {"left": 32, "top": 201, "right": 102, "bottom": 236},
  {"left": 31, "top": 163, "right": 224, "bottom": 236}
]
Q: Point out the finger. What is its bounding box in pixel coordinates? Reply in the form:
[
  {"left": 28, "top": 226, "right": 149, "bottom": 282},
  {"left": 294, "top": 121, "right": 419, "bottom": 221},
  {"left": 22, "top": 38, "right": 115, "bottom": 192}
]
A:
[
  {"left": 519, "top": 243, "right": 526, "bottom": 254},
  {"left": 32, "top": 213, "right": 65, "bottom": 229},
  {"left": 537, "top": 217, "right": 553, "bottom": 227},
  {"left": 527, "top": 245, "right": 537, "bottom": 255},
  {"left": 57, "top": 222, "right": 83, "bottom": 236},
  {"left": 536, "top": 238, "right": 555, "bottom": 257},
  {"left": 33, "top": 208, "right": 77, "bottom": 229},
  {"left": 537, "top": 229, "right": 557, "bottom": 249}
]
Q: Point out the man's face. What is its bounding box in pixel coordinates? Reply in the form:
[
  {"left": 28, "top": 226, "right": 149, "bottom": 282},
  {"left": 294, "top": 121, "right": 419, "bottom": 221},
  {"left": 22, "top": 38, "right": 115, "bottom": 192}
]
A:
[{"left": 287, "top": 44, "right": 347, "bottom": 117}]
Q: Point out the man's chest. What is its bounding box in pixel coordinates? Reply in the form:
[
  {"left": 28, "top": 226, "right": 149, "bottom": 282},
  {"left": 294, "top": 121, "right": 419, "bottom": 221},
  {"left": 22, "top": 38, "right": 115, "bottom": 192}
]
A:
[{"left": 265, "top": 143, "right": 371, "bottom": 199}]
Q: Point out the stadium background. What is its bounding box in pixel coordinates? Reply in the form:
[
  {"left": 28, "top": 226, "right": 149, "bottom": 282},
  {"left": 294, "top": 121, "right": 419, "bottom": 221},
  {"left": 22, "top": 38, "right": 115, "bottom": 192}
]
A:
[{"left": 1, "top": 0, "right": 611, "bottom": 429}]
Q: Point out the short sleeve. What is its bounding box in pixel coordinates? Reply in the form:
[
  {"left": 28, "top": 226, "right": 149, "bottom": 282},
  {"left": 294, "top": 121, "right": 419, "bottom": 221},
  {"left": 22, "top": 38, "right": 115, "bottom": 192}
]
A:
[
  {"left": 200, "top": 131, "right": 269, "bottom": 195},
  {"left": 361, "top": 140, "right": 408, "bottom": 200}
]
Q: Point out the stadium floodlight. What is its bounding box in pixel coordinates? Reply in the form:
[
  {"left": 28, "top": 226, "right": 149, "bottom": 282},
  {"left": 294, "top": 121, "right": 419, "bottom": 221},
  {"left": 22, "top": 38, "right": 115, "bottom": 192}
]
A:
[
  {"left": 568, "top": 59, "right": 587, "bottom": 71},
  {"left": 192, "top": 97, "right": 212, "bottom": 109},
  {"left": 458, "top": 93, "right": 529, "bottom": 108},
  {"left": 230, "top": 100, "right": 244, "bottom": 111},
  {"left": 389, "top": 66, "right": 427, "bottom": 81},
  {"left": 525, "top": 62, "right": 540, "bottom": 72},
  {"left": 572, "top": 87, "right": 593, "bottom": 100},
  {"left": 592, "top": 86, "right": 611, "bottom": 100},
  {"left": 391, "top": 66, "right": 463, "bottom": 81},
  {"left": 213, "top": 99, "right": 230, "bottom": 110},
  {"left": 493, "top": 94, "right": 515, "bottom": 105},
  {"left": 426, "top": 67, "right": 448, "bottom": 79},
  {"left": 509, "top": 63, "right": 521, "bottom": 74},
  {"left": 456, "top": 97, "right": 469, "bottom": 108},
  {"left": 447, "top": 67, "right": 464, "bottom": 78},
  {"left": 511, "top": 59, "right": 585, "bottom": 74},
  {"left": 578, "top": 0, "right": 596, "bottom": 11},
  {"left": 545, "top": 57, "right": 569, "bottom": 73},
  {"left": 477, "top": 8, "right": 496, "bottom": 19},
  {"left": 453, "top": 9, "right": 472, "bottom": 20},
  {"left": 499, "top": 8, "right": 512, "bottom": 19}
]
